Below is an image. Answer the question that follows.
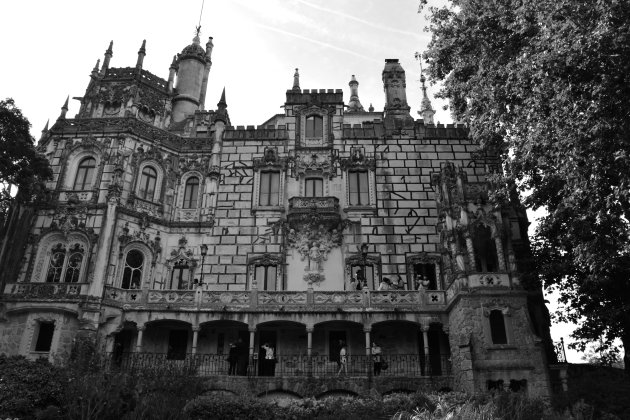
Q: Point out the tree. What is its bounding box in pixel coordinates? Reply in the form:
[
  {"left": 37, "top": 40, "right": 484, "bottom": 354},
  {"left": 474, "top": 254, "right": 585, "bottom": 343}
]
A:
[
  {"left": 421, "top": 0, "right": 630, "bottom": 372},
  {"left": 0, "top": 98, "right": 52, "bottom": 218}
]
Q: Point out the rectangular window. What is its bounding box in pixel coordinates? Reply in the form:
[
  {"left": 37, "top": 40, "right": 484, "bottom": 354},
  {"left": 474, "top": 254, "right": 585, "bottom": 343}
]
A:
[
  {"left": 305, "top": 178, "right": 323, "bottom": 197},
  {"left": 34, "top": 322, "right": 55, "bottom": 352},
  {"left": 260, "top": 172, "right": 280, "bottom": 206},
  {"left": 413, "top": 263, "right": 437, "bottom": 290},
  {"left": 348, "top": 171, "right": 369, "bottom": 206},
  {"left": 255, "top": 265, "right": 277, "bottom": 290},
  {"left": 305, "top": 115, "right": 323, "bottom": 137},
  {"left": 351, "top": 264, "right": 375, "bottom": 290}
]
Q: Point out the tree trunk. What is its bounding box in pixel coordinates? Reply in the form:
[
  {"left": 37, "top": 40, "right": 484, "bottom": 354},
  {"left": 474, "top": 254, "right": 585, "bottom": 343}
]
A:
[{"left": 622, "top": 331, "right": 630, "bottom": 375}]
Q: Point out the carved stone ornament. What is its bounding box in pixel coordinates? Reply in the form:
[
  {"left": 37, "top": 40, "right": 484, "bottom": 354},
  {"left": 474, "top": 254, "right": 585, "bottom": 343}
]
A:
[
  {"left": 42, "top": 208, "right": 98, "bottom": 245},
  {"left": 253, "top": 147, "right": 287, "bottom": 171},
  {"left": 117, "top": 221, "right": 162, "bottom": 261},
  {"left": 287, "top": 224, "right": 343, "bottom": 279},
  {"left": 178, "top": 153, "right": 210, "bottom": 174},
  {"left": 339, "top": 147, "right": 376, "bottom": 171},
  {"left": 292, "top": 150, "right": 335, "bottom": 179},
  {"left": 431, "top": 162, "right": 466, "bottom": 209}
]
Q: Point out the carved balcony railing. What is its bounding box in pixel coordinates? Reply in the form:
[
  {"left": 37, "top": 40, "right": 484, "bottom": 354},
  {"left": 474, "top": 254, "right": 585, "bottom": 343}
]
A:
[
  {"left": 445, "top": 273, "right": 517, "bottom": 302},
  {"left": 3, "top": 282, "right": 89, "bottom": 300},
  {"left": 102, "top": 352, "right": 451, "bottom": 378},
  {"left": 102, "top": 286, "right": 448, "bottom": 312},
  {"left": 287, "top": 196, "right": 341, "bottom": 228}
]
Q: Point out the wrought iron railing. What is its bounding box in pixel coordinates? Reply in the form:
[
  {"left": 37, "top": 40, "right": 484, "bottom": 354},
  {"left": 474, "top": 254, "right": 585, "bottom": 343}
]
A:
[{"left": 103, "top": 352, "right": 451, "bottom": 378}]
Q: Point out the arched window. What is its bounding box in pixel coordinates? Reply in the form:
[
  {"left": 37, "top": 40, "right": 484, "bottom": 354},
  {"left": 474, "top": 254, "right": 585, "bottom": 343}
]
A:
[
  {"left": 63, "top": 244, "right": 84, "bottom": 283},
  {"left": 73, "top": 157, "right": 96, "bottom": 190},
  {"left": 489, "top": 309, "right": 508, "bottom": 344},
  {"left": 305, "top": 177, "right": 323, "bottom": 197},
  {"left": 305, "top": 115, "right": 323, "bottom": 137},
  {"left": 473, "top": 225, "right": 498, "bottom": 272},
  {"left": 45, "top": 244, "right": 66, "bottom": 283},
  {"left": 183, "top": 177, "right": 200, "bottom": 209},
  {"left": 121, "top": 250, "right": 143, "bottom": 289},
  {"left": 139, "top": 166, "right": 158, "bottom": 200}
]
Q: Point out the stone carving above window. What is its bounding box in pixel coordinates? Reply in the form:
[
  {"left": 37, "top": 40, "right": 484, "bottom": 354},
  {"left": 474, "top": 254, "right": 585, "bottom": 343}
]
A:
[
  {"left": 339, "top": 147, "right": 376, "bottom": 171},
  {"left": 291, "top": 150, "right": 336, "bottom": 179}
]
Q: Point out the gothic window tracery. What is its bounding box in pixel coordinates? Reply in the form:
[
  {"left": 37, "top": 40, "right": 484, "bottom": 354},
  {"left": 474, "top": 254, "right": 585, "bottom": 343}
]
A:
[
  {"left": 121, "top": 249, "right": 144, "bottom": 289},
  {"left": 138, "top": 166, "right": 158, "bottom": 200},
  {"left": 44, "top": 242, "right": 86, "bottom": 283}
]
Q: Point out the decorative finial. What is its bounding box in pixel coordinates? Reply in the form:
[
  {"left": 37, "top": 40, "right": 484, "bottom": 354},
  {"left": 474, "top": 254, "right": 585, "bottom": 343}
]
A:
[
  {"left": 101, "top": 41, "right": 113, "bottom": 74},
  {"left": 42, "top": 119, "right": 49, "bottom": 133},
  {"left": 347, "top": 74, "right": 364, "bottom": 113},
  {"left": 216, "top": 88, "right": 228, "bottom": 124},
  {"left": 136, "top": 40, "right": 147, "bottom": 70},
  {"left": 170, "top": 55, "right": 178, "bottom": 69},
  {"left": 292, "top": 68, "right": 300, "bottom": 91},
  {"left": 58, "top": 96, "right": 69, "bottom": 120},
  {"left": 139, "top": 39, "right": 146, "bottom": 54},
  {"left": 92, "top": 59, "right": 100, "bottom": 76},
  {"left": 369, "top": 103, "right": 374, "bottom": 112},
  {"left": 106, "top": 40, "right": 113, "bottom": 55},
  {"left": 415, "top": 51, "right": 435, "bottom": 124}
]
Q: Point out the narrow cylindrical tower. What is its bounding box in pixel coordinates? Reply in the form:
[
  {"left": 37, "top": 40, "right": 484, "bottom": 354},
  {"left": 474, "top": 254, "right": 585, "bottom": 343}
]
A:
[
  {"left": 136, "top": 39, "right": 146, "bottom": 71},
  {"left": 171, "top": 33, "right": 212, "bottom": 123},
  {"left": 198, "top": 37, "right": 214, "bottom": 110},
  {"left": 100, "top": 41, "right": 113, "bottom": 75}
]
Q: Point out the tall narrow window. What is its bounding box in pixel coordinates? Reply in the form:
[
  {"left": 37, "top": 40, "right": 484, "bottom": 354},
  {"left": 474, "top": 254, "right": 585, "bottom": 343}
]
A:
[
  {"left": 121, "top": 250, "right": 143, "bottom": 289},
  {"left": 139, "top": 166, "right": 157, "bottom": 200},
  {"left": 413, "top": 263, "right": 437, "bottom": 290},
  {"left": 46, "top": 244, "right": 66, "bottom": 283},
  {"left": 348, "top": 171, "right": 369, "bottom": 206},
  {"left": 73, "top": 157, "right": 96, "bottom": 190},
  {"left": 34, "top": 322, "right": 55, "bottom": 352},
  {"left": 255, "top": 265, "right": 277, "bottom": 290},
  {"left": 473, "top": 225, "right": 498, "bottom": 272},
  {"left": 259, "top": 172, "right": 280, "bottom": 206},
  {"left": 305, "top": 178, "right": 323, "bottom": 197},
  {"left": 171, "top": 261, "right": 191, "bottom": 290},
  {"left": 63, "top": 243, "right": 84, "bottom": 283},
  {"left": 183, "top": 177, "right": 200, "bottom": 209},
  {"left": 305, "top": 115, "right": 323, "bottom": 137},
  {"left": 489, "top": 309, "right": 508, "bottom": 344}
]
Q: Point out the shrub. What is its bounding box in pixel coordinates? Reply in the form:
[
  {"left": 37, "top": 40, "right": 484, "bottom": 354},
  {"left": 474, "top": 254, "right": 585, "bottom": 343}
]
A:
[{"left": 0, "top": 355, "right": 66, "bottom": 420}]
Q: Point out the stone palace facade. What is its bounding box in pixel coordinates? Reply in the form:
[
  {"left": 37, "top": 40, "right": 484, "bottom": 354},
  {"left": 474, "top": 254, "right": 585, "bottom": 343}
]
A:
[{"left": 0, "top": 32, "right": 558, "bottom": 398}]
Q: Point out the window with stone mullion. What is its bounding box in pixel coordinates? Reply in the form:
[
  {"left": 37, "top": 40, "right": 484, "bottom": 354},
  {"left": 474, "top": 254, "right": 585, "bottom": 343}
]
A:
[
  {"left": 255, "top": 265, "right": 277, "bottom": 290},
  {"left": 73, "top": 157, "right": 96, "bottom": 190},
  {"left": 305, "top": 178, "right": 323, "bottom": 197},
  {"left": 260, "top": 172, "right": 280, "bottom": 206},
  {"left": 349, "top": 171, "right": 369, "bottom": 206}
]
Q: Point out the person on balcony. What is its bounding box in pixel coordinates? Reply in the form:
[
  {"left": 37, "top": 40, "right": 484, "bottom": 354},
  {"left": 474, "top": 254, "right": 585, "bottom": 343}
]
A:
[
  {"left": 337, "top": 342, "right": 348, "bottom": 376},
  {"left": 227, "top": 342, "right": 238, "bottom": 375},
  {"left": 355, "top": 269, "right": 367, "bottom": 290},
  {"left": 372, "top": 342, "right": 383, "bottom": 376},
  {"left": 378, "top": 277, "right": 391, "bottom": 291},
  {"left": 262, "top": 343, "right": 276, "bottom": 376}
]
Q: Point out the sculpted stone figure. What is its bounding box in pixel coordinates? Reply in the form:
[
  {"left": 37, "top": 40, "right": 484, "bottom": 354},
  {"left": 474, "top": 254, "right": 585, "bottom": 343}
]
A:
[{"left": 308, "top": 242, "right": 322, "bottom": 272}]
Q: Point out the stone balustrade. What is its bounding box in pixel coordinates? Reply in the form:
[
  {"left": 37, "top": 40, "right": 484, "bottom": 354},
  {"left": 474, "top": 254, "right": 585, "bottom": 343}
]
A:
[{"left": 2, "top": 282, "right": 89, "bottom": 300}]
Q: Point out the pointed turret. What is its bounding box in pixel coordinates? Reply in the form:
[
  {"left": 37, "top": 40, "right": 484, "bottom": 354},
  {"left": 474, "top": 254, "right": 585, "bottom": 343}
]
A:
[
  {"left": 199, "top": 37, "right": 214, "bottom": 110},
  {"left": 215, "top": 88, "right": 229, "bottom": 124},
  {"left": 39, "top": 119, "right": 50, "bottom": 142},
  {"left": 346, "top": 75, "right": 365, "bottom": 112},
  {"left": 100, "top": 41, "right": 113, "bottom": 75},
  {"left": 136, "top": 39, "right": 146, "bottom": 70},
  {"left": 58, "top": 96, "right": 69, "bottom": 120},
  {"left": 167, "top": 55, "right": 177, "bottom": 93},
  {"left": 418, "top": 73, "right": 435, "bottom": 124},
  {"left": 171, "top": 30, "right": 213, "bottom": 123},
  {"left": 292, "top": 68, "right": 300, "bottom": 92},
  {"left": 91, "top": 59, "right": 100, "bottom": 78}
]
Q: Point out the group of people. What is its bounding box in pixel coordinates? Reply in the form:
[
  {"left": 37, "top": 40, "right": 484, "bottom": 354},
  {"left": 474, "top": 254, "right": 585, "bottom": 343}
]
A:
[
  {"left": 336, "top": 340, "right": 385, "bottom": 376},
  {"left": 350, "top": 270, "right": 433, "bottom": 291},
  {"left": 227, "top": 340, "right": 277, "bottom": 376}
]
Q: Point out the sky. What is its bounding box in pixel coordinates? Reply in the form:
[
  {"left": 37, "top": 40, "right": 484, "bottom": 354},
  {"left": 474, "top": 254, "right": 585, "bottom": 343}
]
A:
[{"left": 0, "top": 0, "right": 583, "bottom": 362}]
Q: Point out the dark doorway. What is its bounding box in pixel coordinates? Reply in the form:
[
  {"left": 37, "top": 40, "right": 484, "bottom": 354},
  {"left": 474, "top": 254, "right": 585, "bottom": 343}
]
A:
[
  {"left": 258, "top": 330, "right": 277, "bottom": 376},
  {"left": 167, "top": 330, "right": 188, "bottom": 360},
  {"left": 428, "top": 330, "right": 442, "bottom": 375},
  {"left": 113, "top": 329, "right": 134, "bottom": 365},
  {"left": 329, "top": 331, "right": 347, "bottom": 362}
]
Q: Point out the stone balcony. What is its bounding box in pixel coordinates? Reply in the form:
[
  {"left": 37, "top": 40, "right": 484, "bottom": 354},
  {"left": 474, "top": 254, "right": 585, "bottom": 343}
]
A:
[
  {"left": 287, "top": 196, "right": 341, "bottom": 228},
  {"left": 102, "top": 286, "right": 447, "bottom": 312}
]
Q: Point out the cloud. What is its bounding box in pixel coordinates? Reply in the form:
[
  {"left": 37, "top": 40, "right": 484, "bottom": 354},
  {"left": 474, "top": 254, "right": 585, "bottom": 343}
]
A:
[
  {"left": 254, "top": 23, "right": 381, "bottom": 64},
  {"left": 295, "top": 0, "right": 421, "bottom": 38}
]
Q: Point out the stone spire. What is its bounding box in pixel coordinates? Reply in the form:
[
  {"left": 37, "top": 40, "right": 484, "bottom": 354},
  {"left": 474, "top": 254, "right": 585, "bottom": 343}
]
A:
[
  {"left": 346, "top": 75, "right": 365, "bottom": 112},
  {"left": 100, "top": 41, "right": 113, "bottom": 75},
  {"left": 215, "top": 88, "right": 229, "bottom": 123},
  {"left": 136, "top": 39, "right": 146, "bottom": 70},
  {"left": 58, "top": 96, "right": 69, "bottom": 120},
  {"left": 167, "top": 55, "right": 177, "bottom": 93},
  {"left": 91, "top": 59, "right": 100, "bottom": 77},
  {"left": 419, "top": 73, "right": 435, "bottom": 124},
  {"left": 292, "top": 68, "right": 300, "bottom": 91}
]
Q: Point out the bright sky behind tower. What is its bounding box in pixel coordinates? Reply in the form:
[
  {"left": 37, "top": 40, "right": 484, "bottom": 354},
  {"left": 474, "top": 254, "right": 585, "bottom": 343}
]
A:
[{"left": 0, "top": 0, "right": 583, "bottom": 362}]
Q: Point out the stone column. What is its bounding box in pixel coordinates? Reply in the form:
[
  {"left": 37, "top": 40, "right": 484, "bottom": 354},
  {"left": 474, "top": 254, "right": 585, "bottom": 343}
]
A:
[
  {"left": 422, "top": 326, "right": 430, "bottom": 375},
  {"left": 465, "top": 234, "right": 475, "bottom": 271},
  {"left": 135, "top": 325, "right": 145, "bottom": 353},
  {"left": 191, "top": 326, "right": 200, "bottom": 355},
  {"left": 364, "top": 327, "right": 372, "bottom": 378},
  {"left": 248, "top": 327, "right": 256, "bottom": 357},
  {"left": 89, "top": 195, "right": 119, "bottom": 296},
  {"left": 494, "top": 236, "right": 507, "bottom": 271},
  {"left": 306, "top": 327, "right": 314, "bottom": 357}
]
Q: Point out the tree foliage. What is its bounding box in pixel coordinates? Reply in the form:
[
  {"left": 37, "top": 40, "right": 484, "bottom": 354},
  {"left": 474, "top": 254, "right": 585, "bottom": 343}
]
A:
[
  {"left": 0, "top": 98, "right": 52, "bottom": 217},
  {"left": 421, "top": 0, "right": 630, "bottom": 370}
]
